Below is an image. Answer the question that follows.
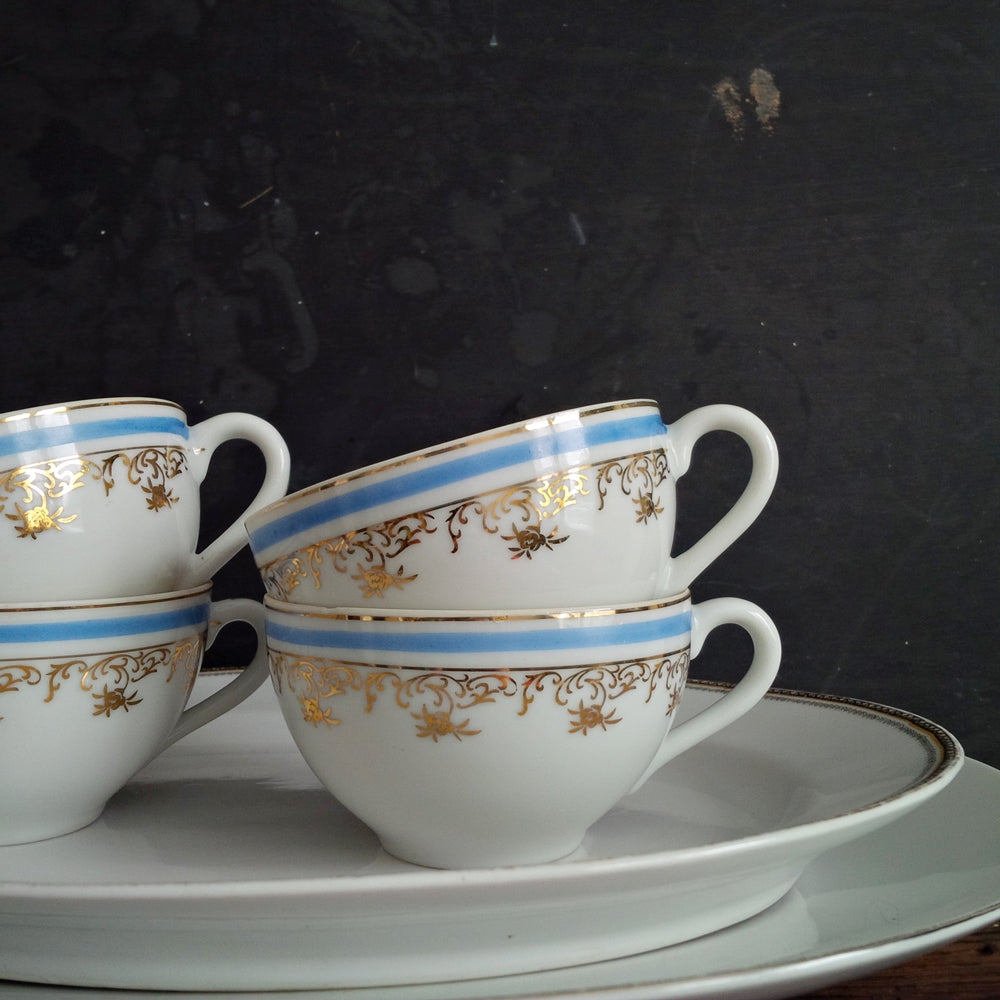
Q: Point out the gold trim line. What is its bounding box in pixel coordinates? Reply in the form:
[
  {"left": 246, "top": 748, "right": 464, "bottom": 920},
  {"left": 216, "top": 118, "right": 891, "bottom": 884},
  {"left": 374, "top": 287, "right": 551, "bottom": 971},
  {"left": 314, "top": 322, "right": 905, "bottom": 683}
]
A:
[
  {"left": 0, "top": 582, "right": 212, "bottom": 614},
  {"left": 264, "top": 590, "right": 691, "bottom": 623},
  {"left": 1, "top": 398, "right": 183, "bottom": 425}
]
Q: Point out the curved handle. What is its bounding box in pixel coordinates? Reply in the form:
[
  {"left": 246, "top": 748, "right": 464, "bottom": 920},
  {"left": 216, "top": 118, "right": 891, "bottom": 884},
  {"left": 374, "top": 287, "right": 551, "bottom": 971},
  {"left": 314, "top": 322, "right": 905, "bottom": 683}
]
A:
[
  {"left": 628, "top": 597, "right": 781, "bottom": 793},
  {"left": 664, "top": 405, "right": 778, "bottom": 590},
  {"left": 162, "top": 598, "right": 270, "bottom": 748},
  {"left": 182, "top": 413, "right": 291, "bottom": 586}
]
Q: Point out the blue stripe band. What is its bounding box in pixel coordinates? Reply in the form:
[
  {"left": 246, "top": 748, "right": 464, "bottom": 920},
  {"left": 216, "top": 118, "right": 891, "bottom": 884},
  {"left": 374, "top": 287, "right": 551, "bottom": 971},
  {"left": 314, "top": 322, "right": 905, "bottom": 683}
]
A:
[
  {"left": 0, "top": 416, "right": 189, "bottom": 460},
  {"left": 250, "top": 412, "right": 666, "bottom": 553},
  {"left": 266, "top": 609, "right": 691, "bottom": 655},
  {"left": 0, "top": 604, "right": 210, "bottom": 643}
]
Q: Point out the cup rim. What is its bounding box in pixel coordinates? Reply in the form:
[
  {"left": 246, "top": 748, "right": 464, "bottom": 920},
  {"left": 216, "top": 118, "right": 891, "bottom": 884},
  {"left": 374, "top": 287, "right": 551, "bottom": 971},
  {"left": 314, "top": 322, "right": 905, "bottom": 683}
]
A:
[
  {"left": 0, "top": 581, "right": 213, "bottom": 614},
  {"left": 263, "top": 589, "right": 690, "bottom": 623},
  {"left": 0, "top": 397, "right": 183, "bottom": 426},
  {"left": 247, "top": 398, "right": 659, "bottom": 526}
]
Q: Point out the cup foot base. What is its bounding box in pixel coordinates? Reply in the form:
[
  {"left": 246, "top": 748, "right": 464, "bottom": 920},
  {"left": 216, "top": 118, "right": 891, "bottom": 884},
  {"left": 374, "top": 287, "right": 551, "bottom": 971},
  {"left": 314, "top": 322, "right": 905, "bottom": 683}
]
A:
[
  {"left": 378, "top": 833, "right": 586, "bottom": 870},
  {"left": 0, "top": 807, "right": 105, "bottom": 847}
]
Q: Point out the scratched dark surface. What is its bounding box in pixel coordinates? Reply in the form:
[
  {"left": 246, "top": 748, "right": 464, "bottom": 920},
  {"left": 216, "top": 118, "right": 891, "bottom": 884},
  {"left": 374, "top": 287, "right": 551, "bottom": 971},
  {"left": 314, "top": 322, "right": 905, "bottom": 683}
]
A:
[{"left": 1, "top": 2, "right": 998, "bottom": 765}]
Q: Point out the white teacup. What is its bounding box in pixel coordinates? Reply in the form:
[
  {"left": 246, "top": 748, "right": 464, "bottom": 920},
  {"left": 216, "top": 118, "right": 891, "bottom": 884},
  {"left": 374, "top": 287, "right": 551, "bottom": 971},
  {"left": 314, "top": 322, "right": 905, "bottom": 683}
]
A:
[
  {"left": 248, "top": 400, "right": 778, "bottom": 609},
  {"left": 0, "top": 397, "right": 291, "bottom": 601},
  {"left": 0, "top": 584, "right": 269, "bottom": 845},
  {"left": 264, "top": 590, "right": 781, "bottom": 868}
]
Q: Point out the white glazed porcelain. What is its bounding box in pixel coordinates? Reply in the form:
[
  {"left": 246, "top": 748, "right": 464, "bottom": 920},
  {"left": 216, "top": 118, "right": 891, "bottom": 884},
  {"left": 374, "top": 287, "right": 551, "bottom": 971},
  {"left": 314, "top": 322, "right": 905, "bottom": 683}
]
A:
[
  {"left": 246, "top": 400, "right": 778, "bottom": 608},
  {"left": 0, "top": 585, "right": 269, "bottom": 845},
  {"left": 263, "top": 591, "right": 781, "bottom": 868},
  {"left": 0, "top": 397, "right": 291, "bottom": 600},
  {"left": 0, "top": 676, "right": 971, "bottom": 994}
]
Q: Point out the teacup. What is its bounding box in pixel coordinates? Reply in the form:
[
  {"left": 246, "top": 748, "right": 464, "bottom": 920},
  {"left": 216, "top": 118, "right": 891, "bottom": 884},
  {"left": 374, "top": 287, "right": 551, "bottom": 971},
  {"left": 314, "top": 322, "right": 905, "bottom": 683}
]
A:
[
  {"left": 264, "top": 590, "right": 781, "bottom": 868},
  {"left": 247, "top": 400, "right": 777, "bottom": 610},
  {"left": 0, "top": 397, "right": 291, "bottom": 601},
  {"left": 0, "top": 583, "right": 269, "bottom": 845}
]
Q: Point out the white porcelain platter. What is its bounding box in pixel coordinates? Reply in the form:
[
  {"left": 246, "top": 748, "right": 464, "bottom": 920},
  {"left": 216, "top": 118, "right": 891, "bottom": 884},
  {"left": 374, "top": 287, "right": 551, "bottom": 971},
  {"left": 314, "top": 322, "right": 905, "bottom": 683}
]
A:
[
  {"left": 3, "top": 761, "right": 999, "bottom": 1000},
  {"left": 0, "top": 674, "right": 966, "bottom": 993}
]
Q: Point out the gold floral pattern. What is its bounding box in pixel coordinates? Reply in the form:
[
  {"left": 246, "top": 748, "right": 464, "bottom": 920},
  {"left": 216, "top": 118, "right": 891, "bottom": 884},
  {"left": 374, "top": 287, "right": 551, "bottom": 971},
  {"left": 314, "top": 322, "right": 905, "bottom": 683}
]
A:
[
  {"left": 91, "top": 683, "right": 144, "bottom": 717},
  {"left": 445, "top": 470, "right": 588, "bottom": 556},
  {"left": 262, "top": 449, "right": 671, "bottom": 600},
  {"left": 301, "top": 697, "right": 338, "bottom": 727},
  {"left": 6, "top": 499, "right": 77, "bottom": 538},
  {"left": 269, "top": 647, "right": 689, "bottom": 741},
  {"left": 263, "top": 513, "right": 433, "bottom": 599},
  {"left": 351, "top": 562, "right": 419, "bottom": 598},
  {"left": 595, "top": 451, "right": 671, "bottom": 515},
  {"left": 567, "top": 700, "right": 621, "bottom": 734},
  {"left": 0, "top": 638, "right": 203, "bottom": 722},
  {"left": 99, "top": 447, "right": 187, "bottom": 508},
  {"left": 0, "top": 447, "right": 189, "bottom": 540},
  {"left": 413, "top": 705, "right": 481, "bottom": 742},
  {"left": 633, "top": 493, "right": 665, "bottom": 524},
  {"left": 0, "top": 458, "right": 87, "bottom": 538},
  {"left": 500, "top": 522, "right": 568, "bottom": 559}
]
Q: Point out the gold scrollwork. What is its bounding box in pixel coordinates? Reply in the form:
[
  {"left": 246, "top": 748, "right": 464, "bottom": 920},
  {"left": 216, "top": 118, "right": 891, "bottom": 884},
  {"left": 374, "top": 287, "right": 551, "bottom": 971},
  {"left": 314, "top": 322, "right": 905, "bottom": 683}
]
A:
[
  {"left": 269, "top": 648, "right": 690, "bottom": 741},
  {"left": 595, "top": 450, "right": 670, "bottom": 524},
  {"left": 0, "top": 459, "right": 88, "bottom": 538},
  {"left": 0, "top": 664, "right": 43, "bottom": 722},
  {"left": 99, "top": 447, "right": 187, "bottom": 511},
  {"left": 263, "top": 513, "right": 434, "bottom": 600},
  {"left": 269, "top": 654, "right": 518, "bottom": 740},
  {"left": 0, "top": 664, "right": 43, "bottom": 695},
  {"left": 0, "top": 637, "right": 203, "bottom": 722},
  {"left": 262, "top": 450, "right": 671, "bottom": 600},
  {"left": 0, "top": 663, "right": 42, "bottom": 722},
  {"left": 445, "top": 472, "right": 587, "bottom": 560},
  {"left": 0, "top": 447, "right": 189, "bottom": 540}
]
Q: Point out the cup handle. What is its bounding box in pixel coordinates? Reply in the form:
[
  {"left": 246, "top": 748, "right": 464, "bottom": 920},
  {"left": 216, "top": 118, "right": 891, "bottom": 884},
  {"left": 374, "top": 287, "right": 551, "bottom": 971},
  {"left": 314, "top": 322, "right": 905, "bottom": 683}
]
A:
[
  {"left": 182, "top": 412, "right": 291, "bottom": 586},
  {"left": 628, "top": 597, "right": 781, "bottom": 793},
  {"left": 663, "top": 405, "right": 778, "bottom": 590},
  {"left": 161, "top": 598, "right": 270, "bottom": 748}
]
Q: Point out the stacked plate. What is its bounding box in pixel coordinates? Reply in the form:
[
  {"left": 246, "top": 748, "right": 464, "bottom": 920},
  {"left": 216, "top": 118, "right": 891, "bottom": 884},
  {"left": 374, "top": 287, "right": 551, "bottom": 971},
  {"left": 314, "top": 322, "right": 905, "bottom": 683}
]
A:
[{"left": 0, "top": 674, "right": 993, "bottom": 999}]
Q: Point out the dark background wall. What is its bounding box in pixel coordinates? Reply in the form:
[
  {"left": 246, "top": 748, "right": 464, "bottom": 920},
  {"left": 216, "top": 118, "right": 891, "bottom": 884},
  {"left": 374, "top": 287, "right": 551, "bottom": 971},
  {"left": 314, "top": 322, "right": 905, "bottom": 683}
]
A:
[{"left": 2, "top": 1, "right": 997, "bottom": 766}]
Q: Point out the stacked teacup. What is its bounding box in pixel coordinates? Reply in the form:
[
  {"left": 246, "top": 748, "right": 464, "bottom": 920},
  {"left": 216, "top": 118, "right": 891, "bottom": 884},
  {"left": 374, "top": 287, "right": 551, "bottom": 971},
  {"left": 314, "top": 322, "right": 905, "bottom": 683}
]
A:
[
  {"left": 0, "top": 397, "right": 290, "bottom": 846},
  {"left": 248, "top": 400, "right": 782, "bottom": 869}
]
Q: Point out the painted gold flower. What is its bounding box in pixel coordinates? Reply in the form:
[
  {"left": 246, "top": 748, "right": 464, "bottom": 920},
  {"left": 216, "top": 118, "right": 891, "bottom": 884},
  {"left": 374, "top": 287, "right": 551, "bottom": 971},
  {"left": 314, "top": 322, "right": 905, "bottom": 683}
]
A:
[
  {"left": 351, "top": 563, "right": 418, "bottom": 598},
  {"left": 501, "top": 522, "right": 568, "bottom": 559},
  {"left": 143, "top": 481, "right": 176, "bottom": 511},
  {"left": 300, "top": 697, "right": 339, "bottom": 727},
  {"left": 568, "top": 700, "right": 620, "bottom": 735},
  {"left": 92, "top": 683, "right": 142, "bottom": 717},
  {"left": 667, "top": 685, "right": 684, "bottom": 716},
  {"left": 633, "top": 492, "right": 663, "bottom": 524},
  {"left": 7, "top": 500, "right": 77, "bottom": 539},
  {"left": 413, "top": 706, "right": 480, "bottom": 741}
]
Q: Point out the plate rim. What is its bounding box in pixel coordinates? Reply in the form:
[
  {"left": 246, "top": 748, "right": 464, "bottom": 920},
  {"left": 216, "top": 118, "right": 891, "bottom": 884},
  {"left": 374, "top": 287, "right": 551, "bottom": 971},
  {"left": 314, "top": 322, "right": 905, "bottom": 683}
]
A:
[
  {"left": 543, "top": 762, "right": 1000, "bottom": 1000},
  {"left": 0, "top": 680, "right": 964, "bottom": 903}
]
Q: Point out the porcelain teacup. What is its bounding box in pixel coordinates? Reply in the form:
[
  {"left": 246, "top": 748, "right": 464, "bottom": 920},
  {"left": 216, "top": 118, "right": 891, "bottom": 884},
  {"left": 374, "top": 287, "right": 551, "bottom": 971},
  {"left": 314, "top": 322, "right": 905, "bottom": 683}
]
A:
[
  {"left": 0, "top": 397, "right": 291, "bottom": 601},
  {"left": 247, "top": 400, "right": 778, "bottom": 609},
  {"left": 263, "top": 590, "right": 781, "bottom": 868},
  {"left": 0, "top": 583, "right": 269, "bottom": 845}
]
